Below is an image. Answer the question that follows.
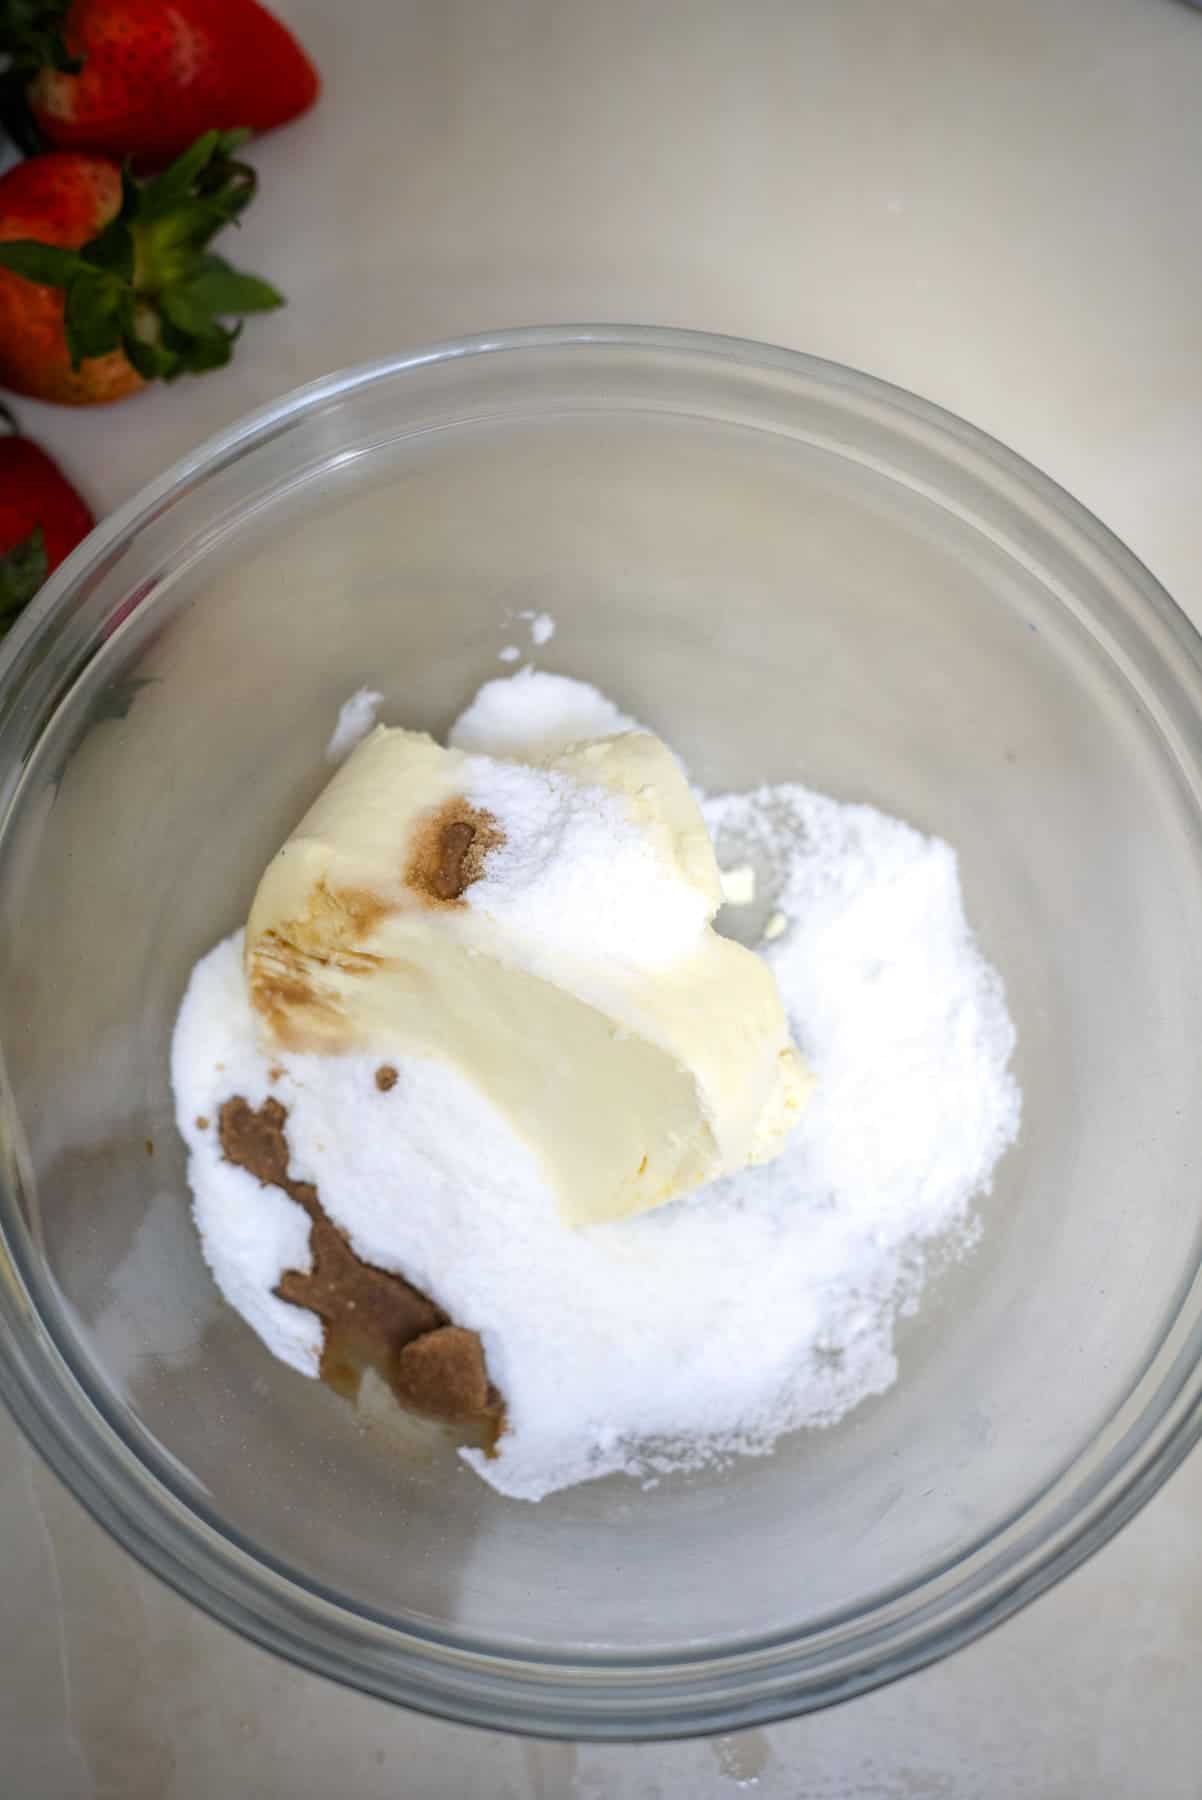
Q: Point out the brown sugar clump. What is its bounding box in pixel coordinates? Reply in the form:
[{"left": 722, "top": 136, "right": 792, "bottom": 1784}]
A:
[
  {"left": 405, "top": 798, "right": 503, "bottom": 904},
  {"left": 217, "top": 1095, "right": 501, "bottom": 1431},
  {"left": 219, "top": 1093, "right": 292, "bottom": 1188},
  {"left": 375, "top": 1065, "right": 398, "bottom": 1092},
  {"left": 394, "top": 1326, "right": 494, "bottom": 1422}
]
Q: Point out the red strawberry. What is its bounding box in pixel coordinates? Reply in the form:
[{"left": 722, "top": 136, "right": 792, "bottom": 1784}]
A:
[
  {"left": 0, "top": 129, "right": 283, "bottom": 405},
  {"left": 1, "top": 0, "right": 320, "bottom": 167},
  {"left": 0, "top": 150, "right": 137, "bottom": 402},
  {"left": 0, "top": 404, "right": 94, "bottom": 629}
]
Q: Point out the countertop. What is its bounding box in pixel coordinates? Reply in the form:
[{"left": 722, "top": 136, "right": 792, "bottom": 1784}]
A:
[{"left": 5, "top": 1, "right": 1202, "bottom": 1794}]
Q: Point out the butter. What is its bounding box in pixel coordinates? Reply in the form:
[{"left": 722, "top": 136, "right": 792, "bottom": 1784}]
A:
[{"left": 245, "top": 724, "right": 811, "bottom": 1227}]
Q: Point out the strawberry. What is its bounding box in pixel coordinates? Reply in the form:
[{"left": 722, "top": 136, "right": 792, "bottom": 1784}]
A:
[
  {"left": 0, "top": 0, "right": 320, "bottom": 166},
  {"left": 0, "top": 149, "right": 135, "bottom": 401},
  {"left": 0, "top": 129, "right": 283, "bottom": 404},
  {"left": 0, "top": 403, "right": 94, "bottom": 628}
]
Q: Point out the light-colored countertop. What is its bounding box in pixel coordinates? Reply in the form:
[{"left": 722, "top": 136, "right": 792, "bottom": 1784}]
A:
[{"left": 5, "top": 2, "right": 1202, "bottom": 1794}]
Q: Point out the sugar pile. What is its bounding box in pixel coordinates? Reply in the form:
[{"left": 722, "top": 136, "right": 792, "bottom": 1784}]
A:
[
  {"left": 172, "top": 674, "right": 1020, "bottom": 1502},
  {"left": 451, "top": 668, "right": 637, "bottom": 759}
]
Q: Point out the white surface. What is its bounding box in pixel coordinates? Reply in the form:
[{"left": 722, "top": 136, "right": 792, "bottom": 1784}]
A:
[{"left": 6, "top": 0, "right": 1202, "bottom": 1791}]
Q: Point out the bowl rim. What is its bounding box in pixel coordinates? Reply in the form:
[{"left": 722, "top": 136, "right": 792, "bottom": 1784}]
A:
[{"left": 2, "top": 322, "right": 1202, "bottom": 1740}]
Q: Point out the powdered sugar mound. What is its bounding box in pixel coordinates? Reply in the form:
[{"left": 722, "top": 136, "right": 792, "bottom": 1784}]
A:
[
  {"left": 463, "top": 756, "right": 709, "bottom": 967},
  {"left": 703, "top": 785, "right": 1020, "bottom": 1249},
  {"left": 450, "top": 669, "right": 638, "bottom": 760},
  {"left": 325, "top": 688, "right": 384, "bottom": 762}
]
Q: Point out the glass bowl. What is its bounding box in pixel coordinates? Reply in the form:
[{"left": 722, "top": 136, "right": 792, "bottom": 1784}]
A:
[{"left": 2, "top": 326, "right": 1202, "bottom": 1741}]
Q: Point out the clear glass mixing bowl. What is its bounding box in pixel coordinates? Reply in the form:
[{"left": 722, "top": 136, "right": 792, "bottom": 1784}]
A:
[{"left": 2, "top": 326, "right": 1201, "bottom": 1739}]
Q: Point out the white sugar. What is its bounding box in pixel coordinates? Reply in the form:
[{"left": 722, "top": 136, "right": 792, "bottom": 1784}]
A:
[
  {"left": 450, "top": 668, "right": 638, "bottom": 760},
  {"left": 171, "top": 937, "right": 323, "bottom": 1376},
  {"left": 325, "top": 687, "right": 384, "bottom": 762},
  {"left": 520, "top": 609, "right": 556, "bottom": 647},
  {"left": 172, "top": 673, "right": 1021, "bottom": 1502},
  {"left": 703, "top": 785, "right": 1019, "bottom": 1251},
  {"left": 496, "top": 609, "right": 555, "bottom": 665},
  {"left": 463, "top": 756, "right": 708, "bottom": 968}
]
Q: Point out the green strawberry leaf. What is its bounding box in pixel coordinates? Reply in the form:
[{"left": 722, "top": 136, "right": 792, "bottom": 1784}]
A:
[
  {"left": 183, "top": 267, "right": 283, "bottom": 315},
  {"left": 212, "top": 128, "right": 252, "bottom": 156},
  {"left": 81, "top": 214, "right": 135, "bottom": 281},
  {"left": 171, "top": 322, "right": 238, "bottom": 377},
  {"left": 138, "top": 130, "right": 229, "bottom": 217},
  {"left": 0, "top": 525, "right": 48, "bottom": 628},
  {"left": 0, "top": 239, "right": 86, "bottom": 285},
  {"left": 121, "top": 328, "right": 177, "bottom": 382},
  {"left": 138, "top": 129, "right": 254, "bottom": 225},
  {"left": 159, "top": 286, "right": 213, "bottom": 337},
  {"left": 62, "top": 267, "right": 127, "bottom": 365}
]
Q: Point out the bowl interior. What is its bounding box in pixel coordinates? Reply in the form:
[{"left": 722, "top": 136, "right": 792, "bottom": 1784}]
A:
[{"left": 4, "top": 342, "right": 1202, "bottom": 1669}]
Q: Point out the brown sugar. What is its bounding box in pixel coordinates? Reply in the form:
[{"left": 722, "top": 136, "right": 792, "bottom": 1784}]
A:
[
  {"left": 405, "top": 798, "right": 503, "bottom": 904},
  {"left": 394, "top": 1326, "right": 493, "bottom": 1422},
  {"left": 374, "top": 1064, "right": 398, "bottom": 1092},
  {"left": 217, "top": 1095, "right": 503, "bottom": 1434}
]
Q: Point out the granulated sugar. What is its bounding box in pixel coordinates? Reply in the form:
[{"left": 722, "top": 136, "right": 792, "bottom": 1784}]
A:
[
  {"left": 172, "top": 675, "right": 1020, "bottom": 1502},
  {"left": 521, "top": 609, "right": 556, "bottom": 647},
  {"left": 325, "top": 687, "right": 384, "bottom": 762},
  {"left": 463, "top": 755, "right": 710, "bottom": 968},
  {"left": 171, "top": 937, "right": 324, "bottom": 1376},
  {"left": 451, "top": 668, "right": 638, "bottom": 760},
  {"left": 496, "top": 607, "right": 556, "bottom": 663}
]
